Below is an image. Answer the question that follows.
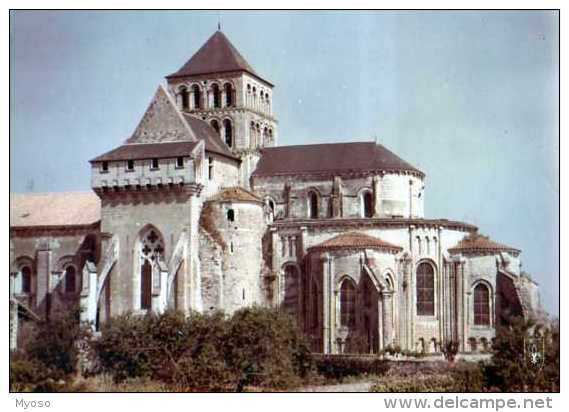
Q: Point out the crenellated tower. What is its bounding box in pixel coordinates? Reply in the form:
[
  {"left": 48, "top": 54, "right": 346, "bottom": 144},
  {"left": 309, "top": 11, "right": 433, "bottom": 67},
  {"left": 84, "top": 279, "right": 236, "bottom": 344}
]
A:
[{"left": 165, "top": 30, "right": 278, "bottom": 188}]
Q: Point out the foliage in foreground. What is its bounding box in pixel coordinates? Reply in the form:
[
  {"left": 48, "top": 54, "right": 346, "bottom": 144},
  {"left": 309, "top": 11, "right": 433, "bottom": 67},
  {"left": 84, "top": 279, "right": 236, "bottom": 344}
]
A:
[
  {"left": 10, "top": 305, "right": 91, "bottom": 392},
  {"left": 92, "top": 307, "right": 312, "bottom": 391},
  {"left": 372, "top": 317, "right": 559, "bottom": 393}
]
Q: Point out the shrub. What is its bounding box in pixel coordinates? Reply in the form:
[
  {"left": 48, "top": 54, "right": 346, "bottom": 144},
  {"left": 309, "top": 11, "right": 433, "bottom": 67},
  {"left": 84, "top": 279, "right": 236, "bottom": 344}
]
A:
[
  {"left": 10, "top": 352, "right": 53, "bottom": 392},
  {"left": 10, "top": 304, "right": 91, "bottom": 392},
  {"left": 442, "top": 340, "right": 459, "bottom": 362},
  {"left": 313, "top": 355, "right": 390, "bottom": 382},
  {"left": 225, "top": 307, "right": 312, "bottom": 390},
  {"left": 484, "top": 317, "right": 559, "bottom": 392},
  {"left": 91, "top": 312, "right": 155, "bottom": 381},
  {"left": 91, "top": 307, "right": 312, "bottom": 391},
  {"left": 25, "top": 304, "right": 89, "bottom": 377},
  {"left": 371, "top": 372, "right": 456, "bottom": 392}
]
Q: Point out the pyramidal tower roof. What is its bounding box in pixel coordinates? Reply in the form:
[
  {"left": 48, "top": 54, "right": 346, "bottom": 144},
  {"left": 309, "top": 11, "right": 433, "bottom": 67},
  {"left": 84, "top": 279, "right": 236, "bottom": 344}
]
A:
[{"left": 166, "top": 30, "right": 271, "bottom": 85}]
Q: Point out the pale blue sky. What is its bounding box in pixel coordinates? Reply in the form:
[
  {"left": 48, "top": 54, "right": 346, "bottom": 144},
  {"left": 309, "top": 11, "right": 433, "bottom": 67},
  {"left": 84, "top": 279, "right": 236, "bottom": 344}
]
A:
[{"left": 9, "top": 11, "right": 559, "bottom": 314}]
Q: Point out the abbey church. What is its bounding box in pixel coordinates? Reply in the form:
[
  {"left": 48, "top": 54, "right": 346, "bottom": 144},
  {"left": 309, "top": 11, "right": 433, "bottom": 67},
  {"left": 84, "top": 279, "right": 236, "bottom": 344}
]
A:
[{"left": 10, "top": 30, "right": 545, "bottom": 354}]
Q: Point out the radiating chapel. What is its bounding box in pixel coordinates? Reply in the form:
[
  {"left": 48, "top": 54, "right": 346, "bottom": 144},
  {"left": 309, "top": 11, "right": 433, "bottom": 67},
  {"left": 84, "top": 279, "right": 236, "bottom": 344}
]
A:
[{"left": 10, "top": 30, "right": 546, "bottom": 354}]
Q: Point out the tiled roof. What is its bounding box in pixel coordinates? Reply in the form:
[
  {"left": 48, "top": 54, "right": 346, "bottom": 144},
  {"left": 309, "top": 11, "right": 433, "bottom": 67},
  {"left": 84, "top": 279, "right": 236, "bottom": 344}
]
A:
[
  {"left": 10, "top": 192, "right": 101, "bottom": 228},
  {"left": 252, "top": 142, "right": 423, "bottom": 177},
  {"left": 448, "top": 234, "right": 520, "bottom": 254},
  {"left": 90, "top": 141, "right": 200, "bottom": 162},
  {"left": 183, "top": 114, "right": 239, "bottom": 160},
  {"left": 207, "top": 187, "right": 262, "bottom": 203},
  {"left": 308, "top": 232, "right": 403, "bottom": 253},
  {"left": 166, "top": 31, "right": 270, "bottom": 85}
]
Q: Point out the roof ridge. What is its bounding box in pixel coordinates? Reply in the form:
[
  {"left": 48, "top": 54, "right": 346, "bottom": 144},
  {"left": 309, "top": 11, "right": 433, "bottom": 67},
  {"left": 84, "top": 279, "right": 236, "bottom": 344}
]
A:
[{"left": 263, "top": 141, "right": 374, "bottom": 150}]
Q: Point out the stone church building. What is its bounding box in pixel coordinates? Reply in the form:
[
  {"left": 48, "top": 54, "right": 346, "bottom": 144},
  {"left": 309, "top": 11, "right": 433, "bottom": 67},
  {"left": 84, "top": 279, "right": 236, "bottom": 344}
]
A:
[{"left": 10, "top": 30, "right": 545, "bottom": 354}]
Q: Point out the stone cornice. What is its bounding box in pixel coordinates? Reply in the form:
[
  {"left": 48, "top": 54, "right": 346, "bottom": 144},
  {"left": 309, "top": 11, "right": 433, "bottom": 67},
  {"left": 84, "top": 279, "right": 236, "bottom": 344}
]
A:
[
  {"left": 93, "top": 182, "right": 204, "bottom": 200},
  {"left": 184, "top": 107, "right": 278, "bottom": 124},
  {"left": 10, "top": 222, "right": 100, "bottom": 237},
  {"left": 253, "top": 168, "right": 424, "bottom": 180},
  {"left": 271, "top": 217, "right": 477, "bottom": 232}
]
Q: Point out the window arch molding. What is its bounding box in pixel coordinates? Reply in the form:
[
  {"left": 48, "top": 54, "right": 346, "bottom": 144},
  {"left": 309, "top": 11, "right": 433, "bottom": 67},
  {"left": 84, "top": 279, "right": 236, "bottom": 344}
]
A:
[
  {"left": 306, "top": 187, "right": 321, "bottom": 219},
  {"left": 415, "top": 259, "right": 437, "bottom": 317},
  {"left": 222, "top": 81, "right": 235, "bottom": 107},
  {"left": 209, "top": 118, "right": 221, "bottom": 135},
  {"left": 337, "top": 276, "right": 357, "bottom": 328},
  {"left": 14, "top": 256, "right": 35, "bottom": 296},
  {"left": 210, "top": 82, "right": 222, "bottom": 108},
  {"left": 281, "top": 262, "right": 301, "bottom": 319},
  {"left": 357, "top": 187, "right": 374, "bottom": 218},
  {"left": 264, "top": 196, "right": 276, "bottom": 221},
  {"left": 135, "top": 224, "right": 166, "bottom": 311},
  {"left": 189, "top": 83, "right": 202, "bottom": 109},
  {"left": 222, "top": 117, "right": 233, "bottom": 148},
  {"left": 382, "top": 270, "right": 396, "bottom": 293},
  {"left": 471, "top": 280, "right": 494, "bottom": 327}
]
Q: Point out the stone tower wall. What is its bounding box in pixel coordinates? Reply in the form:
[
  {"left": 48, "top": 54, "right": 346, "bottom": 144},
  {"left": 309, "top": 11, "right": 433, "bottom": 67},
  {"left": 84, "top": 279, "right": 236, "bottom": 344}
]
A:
[{"left": 199, "top": 200, "right": 268, "bottom": 314}]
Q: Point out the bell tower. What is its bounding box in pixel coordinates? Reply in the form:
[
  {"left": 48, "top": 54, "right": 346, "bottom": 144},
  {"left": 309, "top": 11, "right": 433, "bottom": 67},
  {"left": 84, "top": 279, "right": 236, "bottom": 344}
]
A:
[{"left": 165, "top": 30, "right": 278, "bottom": 188}]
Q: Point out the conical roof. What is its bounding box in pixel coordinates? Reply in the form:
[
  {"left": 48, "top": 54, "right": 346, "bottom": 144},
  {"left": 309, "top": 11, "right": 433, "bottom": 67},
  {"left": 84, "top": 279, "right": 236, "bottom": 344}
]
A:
[
  {"left": 448, "top": 233, "right": 520, "bottom": 255},
  {"left": 308, "top": 232, "right": 403, "bottom": 253},
  {"left": 166, "top": 31, "right": 270, "bottom": 85}
]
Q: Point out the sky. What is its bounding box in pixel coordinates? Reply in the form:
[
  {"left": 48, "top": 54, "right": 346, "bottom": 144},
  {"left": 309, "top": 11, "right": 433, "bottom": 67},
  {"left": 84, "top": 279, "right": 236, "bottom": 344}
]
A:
[{"left": 9, "top": 11, "right": 559, "bottom": 315}]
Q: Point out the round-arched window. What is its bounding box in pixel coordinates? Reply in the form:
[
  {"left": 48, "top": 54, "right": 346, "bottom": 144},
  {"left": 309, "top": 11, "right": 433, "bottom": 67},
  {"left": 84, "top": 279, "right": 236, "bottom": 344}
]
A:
[
  {"left": 64, "top": 266, "right": 77, "bottom": 293},
  {"left": 416, "top": 262, "right": 434, "bottom": 316},
  {"left": 340, "top": 279, "right": 356, "bottom": 327},
  {"left": 474, "top": 283, "right": 491, "bottom": 325}
]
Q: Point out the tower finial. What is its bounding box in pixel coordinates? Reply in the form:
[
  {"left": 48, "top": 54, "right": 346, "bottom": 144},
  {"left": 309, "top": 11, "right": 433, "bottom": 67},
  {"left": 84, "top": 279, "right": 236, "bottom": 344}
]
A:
[{"left": 217, "top": 11, "right": 221, "bottom": 31}]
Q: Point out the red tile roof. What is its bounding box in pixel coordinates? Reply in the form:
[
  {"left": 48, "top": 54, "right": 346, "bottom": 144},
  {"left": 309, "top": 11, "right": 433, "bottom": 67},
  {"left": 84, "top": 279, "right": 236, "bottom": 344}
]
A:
[
  {"left": 308, "top": 231, "right": 403, "bottom": 253},
  {"left": 448, "top": 234, "right": 520, "bottom": 254},
  {"left": 252, "top": 142, "right": 423, "bottom": 177},
  {"left": 90, "top": 141, "right": 200, "bottom": 162},
  {"left": 166, "top": 31, "right": 271, "bottom": 86},
  {"left": 10, "top": 192, "right": 101, "bottom": 228}
]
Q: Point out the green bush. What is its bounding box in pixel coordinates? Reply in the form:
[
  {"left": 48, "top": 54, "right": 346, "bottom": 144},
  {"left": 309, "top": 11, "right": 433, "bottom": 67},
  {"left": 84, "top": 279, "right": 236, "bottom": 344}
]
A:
[
  {"left": 25, "top": 305, "right": 88, "bottom": 376},
  {"left": 91, "top": 312, "right": 155, "bottom": 381},
  {"left": 484, "top": 317, "right": 559, "bottom": 392},
  {"left": 225, "top": 307, "right": 312, "bottom": 390},
  {"left": 313, "top": 355, "right": 390, "bottom": 382},
  {"left": 10, "top": 304, "right": 91, "bottom": 392},
  {"left": 91, "top": 307, "right": 312, "bottom": 391},
  {"left": 371, "top": 372, "right": 456, "bottom": 392}
]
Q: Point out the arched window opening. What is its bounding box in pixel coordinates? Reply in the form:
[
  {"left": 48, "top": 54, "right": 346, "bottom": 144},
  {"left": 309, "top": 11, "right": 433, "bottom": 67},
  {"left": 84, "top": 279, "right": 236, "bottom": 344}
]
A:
[
  {"left": 64, "top": 266, "right": 76, "bottom": 293},
  {"left": 340, "top": 280, "right": 356, "bottom": 327},
  {"left": 192, "top": 85, "right": 201, "bottom": 109},
  {"left": 227, "top": 209, "right": 235, "bottom": 222},
  {"left": 250, "top": 121, "right": 256, "bottom": 147},
  {"left": 308, "top": 191, "right": 319, "bottom": 219},
  {"left": 268, "top": 199, "right": 275, "bottom": 214},
  {"left": 223, "top": 119, "right": 233, "bottom": 147},
  {"left": 362, "top": 191, "right": 373, "bottom": 218},
  {"left": 210, "top": 119, "right": 220, "bottom": 135},
  {"left": 179, "top": 86, "right": 189, "bottom": 110},
  {"left": 139, "top": 227, "right": 165, "bottom": 311},
  {"left": 474, "top": 283, "right": 491, "bottom": 325},
  {"left": 224, "top": 83, "right": 233, "bottom": 107},
  {"left": 283, "top": 265, "right": 299, "bottom": 318},
  {"left": 263, "top": 127, "right": 268, "bottom": 145},
  {"left": 21, "top": 266, "right": 32, "bottom": 294},
  {"left": 141, "top": 260, "right": 152, "bottom": 310},
  {"left": 311, "top": 280, "right": 319, "bottom": 330},
  {"left": 212, "top": 84, "right": 221, "bottom": 108},
  {"left": 208, "top": 156, "right": 214, "bottom": 180},
  {"left": 416, "top": 262, "right": 434, "bottom": 316}
]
